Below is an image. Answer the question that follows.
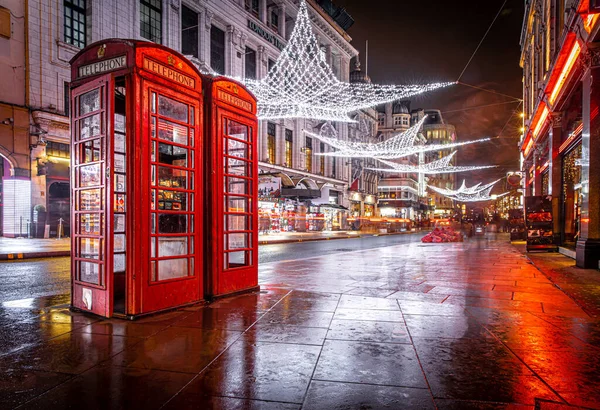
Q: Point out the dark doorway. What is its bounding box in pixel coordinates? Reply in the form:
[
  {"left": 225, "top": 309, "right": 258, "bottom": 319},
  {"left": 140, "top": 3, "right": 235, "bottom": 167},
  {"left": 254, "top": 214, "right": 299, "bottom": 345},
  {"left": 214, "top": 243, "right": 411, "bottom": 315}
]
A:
[{"left": 48, "top": 182, "right": 70, "bottom": 237}]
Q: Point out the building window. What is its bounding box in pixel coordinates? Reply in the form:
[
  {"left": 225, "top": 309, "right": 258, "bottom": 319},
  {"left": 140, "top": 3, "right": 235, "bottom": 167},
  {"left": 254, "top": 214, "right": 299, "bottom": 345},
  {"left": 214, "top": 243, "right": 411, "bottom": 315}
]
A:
[
  {"left": 332, "top": 157, "right": 336, "bottom": 178},
  {"left": 140, "top": 0, "right": 162, "bottom": 43},
  {"left": 402, "top": 117, "right": 409, "bottom": 126},
  {"left": 46, "top": 141, "right": 70, "bottom": 159},
  {"left": 305, "top": 137, "right": 313, "bottom": 172},
  {"left": 268, "top": 58, "right": 276, "bottom": 73},
  {"left": 64, "top": 82, "right": 70, "bottom": 116},
  {"left": 393, "top": 116, "right": 402, "bottom": 126},
  {"left": 245, "top": 47, "right": 257, "bottom": 80},
  {"left": 320, "top": 142, "right": 325, "bottom": 175},
  {"left": 64, "top": 0, "right": 86, "bottom": 48},
  {"left": 210, "top": 25, "right": 225, "bottom": 74},
  {"left": 245, "top": 0, "right": 259, "bottom": 17},
  {"left": 378, "top": 116, "right": 384, "bottom": 126},
  {"left": 267, "top": 122, "right": 276, "bottom": 164},
  {"left": 270, "top": 9, "right": 279, "bottom": 31},
  {"left": 285, "top": 129, "right": 293, "bottom": 167},
  {"left": 181, "top": 5, "right": 198, "bottom": 58}
]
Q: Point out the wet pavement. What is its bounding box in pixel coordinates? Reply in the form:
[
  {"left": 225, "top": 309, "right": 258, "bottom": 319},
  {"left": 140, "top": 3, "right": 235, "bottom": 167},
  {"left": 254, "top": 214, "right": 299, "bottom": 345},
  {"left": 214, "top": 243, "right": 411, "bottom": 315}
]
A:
[
  {"left": 1, "top": 234, "right": 599, "bottom": 409},
  {"left": 0, "top": 233, "right": 422, "bottom": 303}
]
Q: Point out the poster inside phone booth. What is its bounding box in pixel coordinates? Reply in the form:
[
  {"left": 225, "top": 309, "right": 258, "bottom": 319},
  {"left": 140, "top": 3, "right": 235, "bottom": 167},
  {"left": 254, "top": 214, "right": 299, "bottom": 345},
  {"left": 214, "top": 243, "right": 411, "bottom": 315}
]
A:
[{"left": 525, "top": 196, "right": 558, "bottom": 252}]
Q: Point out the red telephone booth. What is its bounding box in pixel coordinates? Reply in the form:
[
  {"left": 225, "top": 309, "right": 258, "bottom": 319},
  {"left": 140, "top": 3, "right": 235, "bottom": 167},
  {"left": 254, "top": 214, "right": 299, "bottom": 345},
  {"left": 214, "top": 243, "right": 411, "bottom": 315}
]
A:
[
  {"left": 69, "top": 40, "right": 205, "bottom": 318},
  {"left": 204, "top": 78, "right": 259, "bottom": 297}
]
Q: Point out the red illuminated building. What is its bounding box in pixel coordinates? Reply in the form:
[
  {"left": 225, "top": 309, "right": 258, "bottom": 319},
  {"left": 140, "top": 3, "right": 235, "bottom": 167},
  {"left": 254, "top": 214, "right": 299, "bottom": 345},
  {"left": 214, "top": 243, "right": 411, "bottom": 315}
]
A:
[{"left": 520, "top": 0, "right": 600, "bottom": 268}]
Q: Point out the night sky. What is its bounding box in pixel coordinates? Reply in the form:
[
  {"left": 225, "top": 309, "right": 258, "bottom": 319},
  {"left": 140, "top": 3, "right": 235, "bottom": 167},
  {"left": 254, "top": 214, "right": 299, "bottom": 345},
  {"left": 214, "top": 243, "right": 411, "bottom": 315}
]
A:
[{"left": 335, "top": 0, "right": 525, "bottom": 188}]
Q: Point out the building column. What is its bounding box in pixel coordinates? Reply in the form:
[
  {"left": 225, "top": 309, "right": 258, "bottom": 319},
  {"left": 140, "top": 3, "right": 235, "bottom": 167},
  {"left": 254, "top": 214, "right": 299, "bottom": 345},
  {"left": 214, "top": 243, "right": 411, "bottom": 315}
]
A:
[
  {"left": 278, "top": 2, "right": 286, "bottom": 38},
  {"left": 533, "top": 154, "right": 543, "bottom": 196},
  {"left": 576, "top": 59, "right": 600, "bottom": 268},
  {"left": 201, "top": 10, "right": 213, "bottom": 68},
  {"left": 260, "top": 0, "right": 267, "bottom": 23},
  {"left": 549, "top": 113, "right": 563, "bottom": 245},
  {"left": 278, "top": 120, "right": 286, "bottom": 167}
]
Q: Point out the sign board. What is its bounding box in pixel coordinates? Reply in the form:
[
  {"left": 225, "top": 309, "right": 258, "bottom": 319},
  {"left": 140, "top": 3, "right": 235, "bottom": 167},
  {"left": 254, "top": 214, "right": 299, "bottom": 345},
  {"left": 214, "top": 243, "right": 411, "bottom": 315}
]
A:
[
  {"left": 258, "top": 176, "right": 281, "bottom": 198},
  {"left": 217, "top": 89, "right": 253, "bottom": 112},
  {"left": 247, "top": 20, "right": 285, "bottom": 51},
  {"left": 143, "top": 58, "right": 195, "bottom": 88},
  {"left": 525, "top": 196, "right": 557, "bottom": 251},
  {"left": 78, "top": 55, "right": 127, "bottom": 78}
]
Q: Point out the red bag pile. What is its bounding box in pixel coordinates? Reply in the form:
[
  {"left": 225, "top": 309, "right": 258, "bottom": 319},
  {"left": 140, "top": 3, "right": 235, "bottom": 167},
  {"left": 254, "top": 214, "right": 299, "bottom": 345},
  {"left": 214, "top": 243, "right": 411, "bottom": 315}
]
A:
[{"left": 421, "top": 227, "right": 464, "bottom": 243}]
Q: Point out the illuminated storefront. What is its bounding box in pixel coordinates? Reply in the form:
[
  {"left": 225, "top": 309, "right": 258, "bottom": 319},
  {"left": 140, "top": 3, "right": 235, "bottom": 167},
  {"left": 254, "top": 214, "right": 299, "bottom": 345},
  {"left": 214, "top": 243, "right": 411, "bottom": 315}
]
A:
[{"left": 521, "top": 3, "right": 600, "bottom": 267}]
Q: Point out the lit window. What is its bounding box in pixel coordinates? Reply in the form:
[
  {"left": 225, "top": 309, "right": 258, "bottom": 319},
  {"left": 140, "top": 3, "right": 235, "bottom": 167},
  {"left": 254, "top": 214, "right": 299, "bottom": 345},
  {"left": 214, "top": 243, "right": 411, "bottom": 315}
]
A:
[
  {"left": 285, "top": 129, "right": 293, "bottom": 167},
  {"left": 305, "top": 137, "right": 313, "bottom": 172},
  {"left": 46, "top": 141, "right": 71, "bottom": 158},
  {"left": 267, "top": 122, "right": 276, "bottom": 164},
  {"left": 64, "top": 0, "right": 86, "bottom": 48}
]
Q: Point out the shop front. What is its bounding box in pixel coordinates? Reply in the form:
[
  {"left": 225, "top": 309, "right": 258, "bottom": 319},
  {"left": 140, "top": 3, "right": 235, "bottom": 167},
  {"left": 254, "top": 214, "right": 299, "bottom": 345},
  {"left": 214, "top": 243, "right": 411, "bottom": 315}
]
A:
[{"left": 561, "top": 142, "right": 582, "bottom": 249}]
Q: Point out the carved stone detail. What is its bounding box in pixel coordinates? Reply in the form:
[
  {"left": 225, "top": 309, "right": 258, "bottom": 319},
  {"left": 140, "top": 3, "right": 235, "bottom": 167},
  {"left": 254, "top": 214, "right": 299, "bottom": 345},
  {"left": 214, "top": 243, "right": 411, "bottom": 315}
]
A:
[
  {"left": 205, "top": 10, "right": 213, "bottom": 30},
  {"left": 581, "top": 46, "right": 600, "bottom": 70},
  {"left": 549, "top": 112, "right": 562, "bottom": 128}
]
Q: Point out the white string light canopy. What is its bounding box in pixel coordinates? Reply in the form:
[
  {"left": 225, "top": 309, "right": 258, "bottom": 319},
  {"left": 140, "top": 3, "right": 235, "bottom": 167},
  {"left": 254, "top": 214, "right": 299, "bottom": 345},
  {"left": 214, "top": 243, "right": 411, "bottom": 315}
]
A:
[
  {"left": 428, "top": 180, "right": 508, "bottom": 202},
  {"left": 244, "top": 0, "right": 454, "bottom": 122},
  {"left": 304, "top": 116, "right": 491, "bottom": 159},
  {"left": 367, "top": 151, "right": 496, "bottom": 174}
]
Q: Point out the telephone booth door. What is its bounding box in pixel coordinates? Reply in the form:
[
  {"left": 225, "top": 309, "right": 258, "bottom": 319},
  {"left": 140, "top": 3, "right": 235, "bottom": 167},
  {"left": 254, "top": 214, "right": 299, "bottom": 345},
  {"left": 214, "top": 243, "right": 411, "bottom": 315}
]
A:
[
  {"left": 140, "top": 81, "right": 203, "bottom": 313},
  {"left": 71, "top": 74, "right": 113, "bottom": 317},
  {"left": 206, "top": 79, "right": 259, "bottom": 297}
]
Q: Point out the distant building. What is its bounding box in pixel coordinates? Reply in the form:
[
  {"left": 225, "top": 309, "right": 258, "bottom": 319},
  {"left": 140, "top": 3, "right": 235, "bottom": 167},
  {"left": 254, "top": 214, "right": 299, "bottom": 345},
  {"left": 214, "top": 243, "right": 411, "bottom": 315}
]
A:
[
  {"left": 0, "top": 0, "right": 31, "bottom": 237},
  {"left": 376, "top": 100, "right": 424, "bottom": 220},
  {"left": 419, "top": 109, "right": 457, "bottom": 216},
  {"left": 376, "top": 104, "right": 457, "bottom": 221},
  {"left": 520, "top": 0, "right": 600, "bottom": 268},
  {"left": 347, "top": 60, "right": 378, "bottom": 220}
]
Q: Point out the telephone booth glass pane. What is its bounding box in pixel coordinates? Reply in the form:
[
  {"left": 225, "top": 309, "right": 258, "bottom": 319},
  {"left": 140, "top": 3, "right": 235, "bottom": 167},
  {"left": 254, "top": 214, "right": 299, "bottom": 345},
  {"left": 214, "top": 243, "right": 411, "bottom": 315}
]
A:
[
  {"left": 72, "top": 83, "right": 107, "bottom": 287},
  {"left": 149, "top": 92, "right": 196, "bottom": 282},
  {"left": 223, "top": 119, "right": 253, "bottom": 270}
]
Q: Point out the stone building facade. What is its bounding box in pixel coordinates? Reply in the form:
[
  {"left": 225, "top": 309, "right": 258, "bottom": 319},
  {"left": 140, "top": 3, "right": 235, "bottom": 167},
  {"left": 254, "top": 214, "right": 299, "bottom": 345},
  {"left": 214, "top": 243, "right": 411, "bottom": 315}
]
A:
[
  {"left": 520, "top": 0, "right": 600, "bottom": 267},
  {"left": 0, "top": 0, "right": 371, "bottom": 236}
]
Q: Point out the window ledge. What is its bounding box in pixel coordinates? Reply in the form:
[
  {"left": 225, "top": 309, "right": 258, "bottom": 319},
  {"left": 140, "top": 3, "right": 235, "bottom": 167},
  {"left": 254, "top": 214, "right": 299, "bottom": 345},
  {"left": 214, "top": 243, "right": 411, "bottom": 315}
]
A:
[{"left": 57, "top": 40, "right": 82, "bottom": 62}]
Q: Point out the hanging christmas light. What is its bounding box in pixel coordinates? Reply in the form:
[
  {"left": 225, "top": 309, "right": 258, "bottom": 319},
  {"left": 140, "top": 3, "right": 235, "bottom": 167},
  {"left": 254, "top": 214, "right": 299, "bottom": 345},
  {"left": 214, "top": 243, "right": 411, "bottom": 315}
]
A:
[
  {"left": 305, "top": 116, "right": 490, "bottom": 159},
  {"left": 428, "top": 180, "right": 508, "bottom": 202},
  {"left": 430, "top": 179, "right": 501, "bottom": 196},
  {"left": 243, "top": 0, "right": 453, "bottom": 122},
  {"left": 367, "top": 151, "right": 496, "bottom": 174}
]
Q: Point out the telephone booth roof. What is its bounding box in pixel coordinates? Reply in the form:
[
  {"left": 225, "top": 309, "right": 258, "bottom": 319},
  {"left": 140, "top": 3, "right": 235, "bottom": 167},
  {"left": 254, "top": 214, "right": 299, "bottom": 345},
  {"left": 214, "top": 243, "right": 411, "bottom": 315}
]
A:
[
  {"left": 69, "top": 39, "right": 203, "bottom": 94},
  {"left": 208, "top": 76, "right": 257, "bottom": 115}
]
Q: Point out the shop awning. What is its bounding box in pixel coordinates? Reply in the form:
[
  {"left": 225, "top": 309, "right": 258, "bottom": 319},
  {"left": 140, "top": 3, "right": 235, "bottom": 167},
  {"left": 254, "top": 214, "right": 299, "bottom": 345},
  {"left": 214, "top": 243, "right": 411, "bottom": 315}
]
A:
[{"left": 319, "top": 204, "right": 349, "bottom": 210}]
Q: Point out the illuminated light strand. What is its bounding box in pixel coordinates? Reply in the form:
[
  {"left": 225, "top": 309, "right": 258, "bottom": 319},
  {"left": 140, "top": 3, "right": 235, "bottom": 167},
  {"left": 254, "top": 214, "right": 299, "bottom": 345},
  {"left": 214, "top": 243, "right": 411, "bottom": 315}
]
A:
[
  {"left": 430, "top": 179, "right": 501, "bottom": 196},
  {"left": 428, "top": 180, "right": 508, "bottom": 202},
  {"left": 532, "top": 104, "right": 549, "bottom": 141},
  {"left": 242, "top": 0, "right": 453, "bottom": 122},
  {"left": 305, "top": 116, "right": 490, "bottom": 159},
  {"left": 548, "top": 41, "right": 581, "bottom": 105},
  {"left": 367, "top": 151, "right": 496, "bottom": 174}
]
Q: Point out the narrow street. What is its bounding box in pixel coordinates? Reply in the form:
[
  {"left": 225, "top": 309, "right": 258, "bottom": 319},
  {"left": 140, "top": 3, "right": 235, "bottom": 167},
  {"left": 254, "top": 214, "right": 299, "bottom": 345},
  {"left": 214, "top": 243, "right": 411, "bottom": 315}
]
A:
[{"left": 1, "top": 234, "right": 598, "bottom": 409}]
